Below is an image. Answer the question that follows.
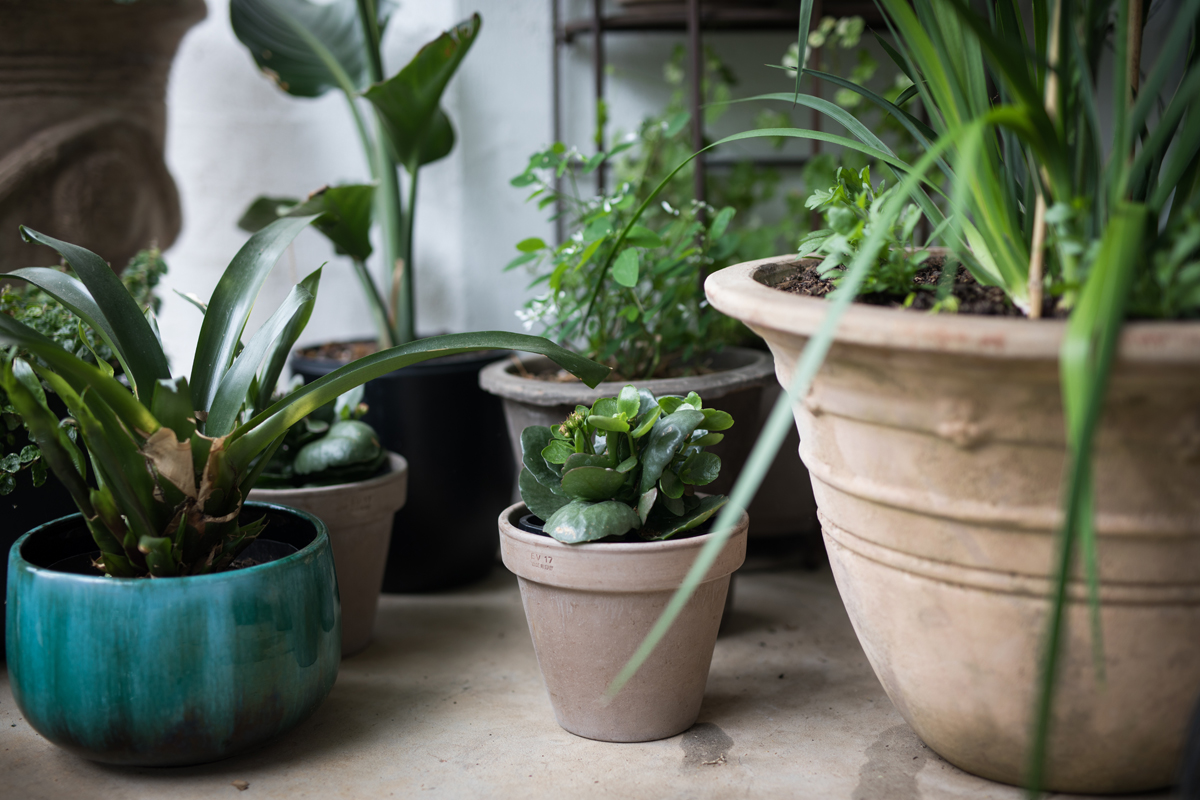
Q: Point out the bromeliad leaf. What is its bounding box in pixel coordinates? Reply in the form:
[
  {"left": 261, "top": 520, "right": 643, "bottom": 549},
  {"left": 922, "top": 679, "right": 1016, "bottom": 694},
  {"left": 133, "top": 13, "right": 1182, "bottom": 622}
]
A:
[{"left": 543, "top": 499, "right": 642, "bottom": 544}]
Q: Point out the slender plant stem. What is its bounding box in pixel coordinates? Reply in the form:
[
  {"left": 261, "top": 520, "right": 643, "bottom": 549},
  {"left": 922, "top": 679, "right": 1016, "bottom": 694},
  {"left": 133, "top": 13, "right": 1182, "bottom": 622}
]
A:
[
  {"left": 344, "top": 92, "right": 378, "bottom": 179},
  {"left": 354, "top": 0, "right": 407, "bottom": 347},
  {"left": 1028, "top": 0, "right": 1063, "bottom": 319},
  {"left": 351, "top": 258, "right": 393, "bottom": 346},
  {"left": 389, "top": 167, "right": 418, "bottom": 342}
]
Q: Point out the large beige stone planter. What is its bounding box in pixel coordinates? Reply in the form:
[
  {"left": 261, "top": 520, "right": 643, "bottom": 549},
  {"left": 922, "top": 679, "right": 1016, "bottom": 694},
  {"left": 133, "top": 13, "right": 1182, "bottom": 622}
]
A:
[
  {"left": 250, "top": 453, "right": 407, "bottom": 657},
  {"left": 706, "top": 256, "right": 1200, "bottom": 793},
  {"left": 499, "top": 502, "right": 748, "bottom": 742}
]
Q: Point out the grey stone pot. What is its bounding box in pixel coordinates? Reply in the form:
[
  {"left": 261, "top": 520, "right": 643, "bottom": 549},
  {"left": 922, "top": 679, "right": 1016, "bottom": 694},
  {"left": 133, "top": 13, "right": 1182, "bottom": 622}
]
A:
[{"left": 479, "top": 346, "right": 816, "bottom": 537}]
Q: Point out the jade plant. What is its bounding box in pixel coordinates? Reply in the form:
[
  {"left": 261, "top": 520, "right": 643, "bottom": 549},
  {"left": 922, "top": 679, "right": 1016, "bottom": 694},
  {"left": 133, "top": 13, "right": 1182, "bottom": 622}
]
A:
[
  {"left": 518, "top": 386, "right": 733, "bottom": 544},
  {"left": 0, "top": 218, "right": 607, "bottom": 578},
  {"left": 255, "top": 385, "right": 387, "bottom": 488}
]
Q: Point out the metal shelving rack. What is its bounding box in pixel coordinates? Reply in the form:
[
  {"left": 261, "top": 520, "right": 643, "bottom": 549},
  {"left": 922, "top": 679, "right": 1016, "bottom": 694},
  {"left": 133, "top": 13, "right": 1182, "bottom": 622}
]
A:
[{"left": 549, "top": 0, "right": 886, "bottom": 227}]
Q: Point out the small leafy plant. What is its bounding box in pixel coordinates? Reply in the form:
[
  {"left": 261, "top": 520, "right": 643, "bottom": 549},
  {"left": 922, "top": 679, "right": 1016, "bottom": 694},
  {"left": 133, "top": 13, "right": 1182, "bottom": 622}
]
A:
[
  {"left": 255, "top": 385, "right": 386, "bottom": 488},
  {"left": 797, "top": 166, "right": 940, "bottom": 303},
  {"left": 517, "top": 386, "right": 733, "bottom": 544}
]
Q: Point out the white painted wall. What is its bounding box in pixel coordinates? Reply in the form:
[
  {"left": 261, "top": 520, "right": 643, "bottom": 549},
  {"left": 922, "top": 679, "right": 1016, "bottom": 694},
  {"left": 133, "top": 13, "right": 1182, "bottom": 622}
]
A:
[{"left": 161, "top": 0, "right": 808, "bottom": 378}]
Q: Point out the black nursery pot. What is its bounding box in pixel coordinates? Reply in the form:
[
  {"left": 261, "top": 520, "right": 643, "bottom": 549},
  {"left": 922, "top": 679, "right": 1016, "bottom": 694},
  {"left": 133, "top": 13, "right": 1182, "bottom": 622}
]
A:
[
  {"left": 291, "top": 348, "right": 514, "bottom": 593},
  {"left": 1, "top": 451, "right": 74, "bottom": 661}
]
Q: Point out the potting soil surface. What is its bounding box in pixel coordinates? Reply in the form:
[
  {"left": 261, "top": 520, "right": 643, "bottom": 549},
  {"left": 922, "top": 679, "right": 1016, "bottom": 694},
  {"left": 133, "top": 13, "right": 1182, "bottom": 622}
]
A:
[{"left": 0, "top": 565, "right": 1172, "bottom": 800}]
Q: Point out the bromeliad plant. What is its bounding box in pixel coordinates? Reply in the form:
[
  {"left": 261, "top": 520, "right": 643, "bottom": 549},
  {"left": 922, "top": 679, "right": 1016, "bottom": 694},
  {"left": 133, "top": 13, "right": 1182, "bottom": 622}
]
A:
[
  {"left": 0, "top": 218, "right": 607, "bottom": 578},
  {"left": 518, "top": 386, "right": 733, "bottom": 544},
  {"left": 231, "top": 0, "right": 480, "bottom": 347}
]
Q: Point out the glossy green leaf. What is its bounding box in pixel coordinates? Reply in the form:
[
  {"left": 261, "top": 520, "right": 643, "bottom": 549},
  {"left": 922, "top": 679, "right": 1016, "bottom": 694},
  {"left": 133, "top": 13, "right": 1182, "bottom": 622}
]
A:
[
  {"left": 560, "top": 465, "right": 626, "bottom": 501},
  {"left": 587, "top": 413, "right": 629, "bottom": 433},
  {"left": 617, "top": 385, "right": 641, "bottom": 419},
  {"left": 286, "top": 184, "right": 375, "bottom": 261},
  {"left": 541, "top": 438, "right": 575, "bottom": 465},
  {"left": 18, "top": 228, "right": 171, "bottom": 401},
  {"left": 612, "top": 249, "right": 639, "bottom": 288},
  {"left": 629, "top": 405, "right": 661, "bottom": 438},
  {"left": 293, "top": 419, "right": 381, "bottom": 474},
  {"left": 207, "top": 279, "right": 317, "bottom": 437},
  {"left": 563, "top": 452, "right": 610, "bottom": 472},
  {"left": 658, "top": 467, "right": 684, "bottom": 499},
  {"left": 362, "top": 14, "right": 481, "bottom": 172},
  {"left": 521, "top": 425, "right": 564, "bottom": 492},
  {"left": 691, "top": 432, "right": 724, "bottom": 448},
  {"left": 151, "top": 377, "right": 196, "bottom": 443},
  {"left": 644, "top": 495, "right": 728, "bottom": 541},
  {"left": 257, "top": 266, "right": 323, "bottom": 412},
  {"left": 624, "top": 226, "right": 663, "bottom": 248},
  {"left": 190, "top": 214, "right": 318, "bottom": 417},
  {"left": 543, "top": 499, "right": 641, "bottom": 544},
  {"left": 679, "top": 452, "right": 721, "bottom": 486},
  {"left": 700, "top": 408, "right": 734, "bottom": 431},
  {"left": 638, "top": 409, "right": 705, "bottom": 495},
  {"left": 237, "top": 195, "right": 301, "bottom": 233},
  {"left": 230, "top": 0, "right": 372, "bottom": 97},
  {"left": 519, "top": 467, "right": 570, "bottom": 521},
  {"left": 636, "top": 487, "right": 657, "bottom": 525}
]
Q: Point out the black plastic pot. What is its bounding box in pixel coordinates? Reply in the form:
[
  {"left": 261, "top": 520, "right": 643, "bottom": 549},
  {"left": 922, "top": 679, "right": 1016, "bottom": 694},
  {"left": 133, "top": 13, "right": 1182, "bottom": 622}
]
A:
[
  {"left": 2, "top": 449, "right": 75, "bottom": 661},
  {"left": 291, "top": 348, "right": 514, "bottom": 593}
]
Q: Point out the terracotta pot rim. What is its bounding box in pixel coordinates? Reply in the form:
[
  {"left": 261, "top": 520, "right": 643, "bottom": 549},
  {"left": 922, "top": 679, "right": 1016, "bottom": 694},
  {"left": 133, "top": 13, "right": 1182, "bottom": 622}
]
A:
[
  {"left": 479, "top": 346, "right": 774, "bottom": 407},
  {"left": 12, "top": 501, "right": 329, "bottom": 586},
  {"left": 247, "top": 452, "right": 408, "bottom": 502},
  {"left": 705, "top": 256, "right": 1200, "bottom": 363}
]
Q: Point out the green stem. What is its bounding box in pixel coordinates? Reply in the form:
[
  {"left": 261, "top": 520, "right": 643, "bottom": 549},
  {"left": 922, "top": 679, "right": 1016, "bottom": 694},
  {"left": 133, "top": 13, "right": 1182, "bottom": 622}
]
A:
[
  {"left": 344, "top": 92, "right": 377, "bottom": 178},
  {"left": 352, "top": 258, "right": 395, "bottom": 348},
  {"left": 354, "top": 0, "right": 406, "bottom": 347},
  {"left": 389, "top": 166, "right": 418, "bottom": 344}
]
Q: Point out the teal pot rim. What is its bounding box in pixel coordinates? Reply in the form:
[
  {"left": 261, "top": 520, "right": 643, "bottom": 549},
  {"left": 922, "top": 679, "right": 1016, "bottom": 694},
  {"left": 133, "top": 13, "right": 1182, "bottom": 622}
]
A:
[
  {"left": 9, "top": 501, "right": 330, "bottom": 583},
  {"left": 7, "top": 502, "right": 341, "bottom": 767}
]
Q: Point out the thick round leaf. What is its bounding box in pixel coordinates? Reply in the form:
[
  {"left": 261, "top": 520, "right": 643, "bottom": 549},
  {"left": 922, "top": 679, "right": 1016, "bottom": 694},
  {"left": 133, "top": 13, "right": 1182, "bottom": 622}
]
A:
[
  {"left": 544, "top": 499, "right": 641, "bottom": 544},
  {"left": 519, "top": 467, "right": 570, "bottom": 521},
  {"left": 700, "top": 408, "right": 734, "bottom": 432},
  {"left": 560, "top": 466, "right": 626, "bottom": 501},
  {"left": 587, "top": 414, "right": 629, "bottom": 433},
  {"left": 679, "top": 452, "right": 721, "bottom": 486},
  {"left": 294, "top": 419, "right": 381, "bottom": 474},
  {"left": 658, "top": 467, "right": 684, "bottom": 499},
  {"left": 638, "top": 409, "right": 705, "bottom": 495},
  {"left": 541, "top": 439, "right": 575, "bottom": 465},
  {"left": 617, "top": 385, "right": 641, "bottom": 418},
  {"left": 521, "top": 425, "right": 564, "bottom": 493},
  {"left": 563, "top": 452, "right": 610, "bottom": 472}
]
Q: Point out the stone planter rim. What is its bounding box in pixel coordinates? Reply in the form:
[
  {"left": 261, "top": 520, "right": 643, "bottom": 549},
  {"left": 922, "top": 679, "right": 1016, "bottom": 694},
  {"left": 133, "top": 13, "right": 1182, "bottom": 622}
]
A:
[
  {"left": 248, "top": 452, "right": 408, "bottom": 510},
  {"left": 705, "top": 256, "right": 1200, "bottom": 363},
  {"left": 499, "top": 502, "right": 748, "bottom": 592},
  {"left": 479, "top": 345, "right": 774, "bottom": 407}
]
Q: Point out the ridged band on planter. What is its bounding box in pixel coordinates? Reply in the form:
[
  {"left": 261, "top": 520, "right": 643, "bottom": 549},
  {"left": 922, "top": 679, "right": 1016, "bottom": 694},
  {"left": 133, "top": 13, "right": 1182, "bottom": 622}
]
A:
[
  {"left": 499, "top": 502, "right": 748, "bottom": 743},
  {"left": 706, "top": 256, "right": 1200, "bottom": 793},
  {"left": 249, "top": 452, "right": 407, "bottom": 657},
  {"left": 6, "top": 503, "right": 341, "bottom": 767},
  {"left": 478, "top": 346, "right": 811, "bottom": 534}
]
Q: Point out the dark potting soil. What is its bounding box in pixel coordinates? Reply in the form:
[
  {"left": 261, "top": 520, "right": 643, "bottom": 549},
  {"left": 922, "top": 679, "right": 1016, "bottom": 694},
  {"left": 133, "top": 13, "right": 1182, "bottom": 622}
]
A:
[
  {"left": 509, "top": 353, "right": 724, "bottom": 384},
  {"left": 774, "top": 257, "right": 1066, "bottom": 318},
  {"left": 43, "top": 538, "right": 299, "bottom": 576}
]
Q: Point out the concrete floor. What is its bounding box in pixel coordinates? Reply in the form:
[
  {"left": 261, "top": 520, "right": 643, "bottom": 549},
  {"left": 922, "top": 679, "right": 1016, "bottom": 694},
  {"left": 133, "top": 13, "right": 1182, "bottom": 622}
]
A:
[{"left": 0, "top": 564, "right": 1174, "bottom": 800}]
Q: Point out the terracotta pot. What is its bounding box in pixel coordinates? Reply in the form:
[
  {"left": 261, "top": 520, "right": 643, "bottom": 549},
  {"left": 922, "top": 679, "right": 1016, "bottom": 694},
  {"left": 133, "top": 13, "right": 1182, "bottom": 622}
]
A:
[
  {"left": 0, "top": 0, "right": 204, "bottom": 271},
  {"left": 705, "top": 256, "right": 1200, "bottom": 793},
  {"left": 249, "top": 453, "right": 407, "bottom": 656},
  {"left": 499, "top": 502, "right": 748, "bottom": 742},
  {"left": 480, "top": 346, "right": 816, "bottom": 538}
]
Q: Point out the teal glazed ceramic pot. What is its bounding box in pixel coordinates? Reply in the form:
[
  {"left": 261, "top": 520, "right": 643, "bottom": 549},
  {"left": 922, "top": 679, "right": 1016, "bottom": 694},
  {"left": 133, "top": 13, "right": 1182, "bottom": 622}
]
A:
[{"left": 5, "top": 502, "right": 340, "bottom": 766}]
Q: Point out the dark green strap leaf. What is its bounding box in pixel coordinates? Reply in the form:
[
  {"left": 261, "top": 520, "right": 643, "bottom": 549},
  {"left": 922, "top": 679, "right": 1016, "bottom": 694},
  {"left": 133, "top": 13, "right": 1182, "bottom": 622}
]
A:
[
  {"left": 18, "top": 228, "right": 171, "bottom": 400},
  {"left": 190, "top": 214, "right": 318, "bottom": 416}
]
